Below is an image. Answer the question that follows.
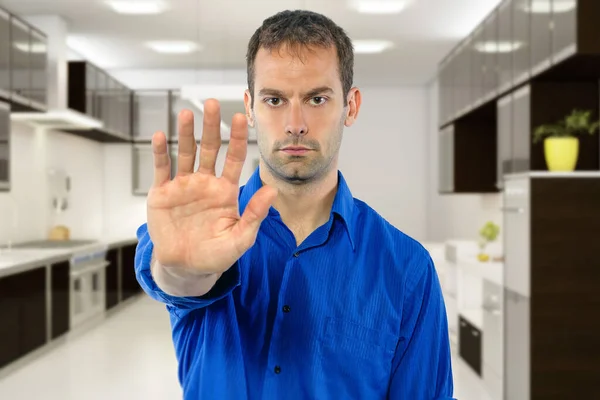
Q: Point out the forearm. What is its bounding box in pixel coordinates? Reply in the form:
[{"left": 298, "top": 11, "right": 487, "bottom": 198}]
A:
[{"left": 151, "top": 251, "right": 222, "bottom": 297}]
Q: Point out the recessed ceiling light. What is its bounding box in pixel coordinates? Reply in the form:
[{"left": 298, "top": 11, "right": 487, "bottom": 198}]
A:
[
  {"left": 522, "top": 0, "right": 575, "bottom": 14},
  {"left": 106, "top": 0, "right": 169, "bottom": 15},
  {"left": 350, "top": 0, "right": 409, "bottom": 14},
  {"left": 145, "top": 41, "right": 200, "bottom": 54},
  {"left": 353, "top": 40, "right": 394, "bottom": 54},
  {"left": 474, "top": 41, "right": 523, "bottom": 53}
]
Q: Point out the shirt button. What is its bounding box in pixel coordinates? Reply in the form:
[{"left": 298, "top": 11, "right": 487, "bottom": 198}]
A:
[
  {"left": 282, "top": 305, "right": 291, "bottom": 313},
  {"left": 274, "top": 366, "right": 281, "bottom": 374},
  {"left": 293, "top": 252, "right": 299, "bottom": 257}
]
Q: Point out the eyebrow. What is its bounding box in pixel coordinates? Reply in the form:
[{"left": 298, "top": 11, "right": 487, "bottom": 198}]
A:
[{"left": 257, "top": 86, "right": 334, "bottom": 98}]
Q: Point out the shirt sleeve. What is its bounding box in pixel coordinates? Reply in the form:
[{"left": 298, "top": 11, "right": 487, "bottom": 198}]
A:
[
  {"left": 134, "top": 222, "right": 241, "bottom": 313},
  {"left": 388, "top": 251, "right": 455, "bottom": 400}
]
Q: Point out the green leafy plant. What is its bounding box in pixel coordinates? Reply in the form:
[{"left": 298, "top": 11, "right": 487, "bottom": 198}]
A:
[
  {"left": 533, "top": 109, "right": 600, "bottom": 144},
  {"left": 479, "top": 221, "right": 500, "bottom": 243}
]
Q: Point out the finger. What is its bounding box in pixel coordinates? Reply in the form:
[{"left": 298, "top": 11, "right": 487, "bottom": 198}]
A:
[
  {"left": 198, "top": 99, "right": 222, "bottom": 175},
  {"left": 221, "top": 113, "right": 249, "bottom": 184},
  {"left": 177, "top": 109, "right": 197, "bottom": 176},
  {"left": 152, "top": 131, "right": 171, "bottom": 187},
  {"left": 234, "top": 185, "right": 278, "bottom": 249}
]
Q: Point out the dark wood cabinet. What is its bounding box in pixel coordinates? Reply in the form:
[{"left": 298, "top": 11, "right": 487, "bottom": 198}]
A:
[
  {"left": 0, "top": 273, "right": 21, "bottom": 369},
  {"left": 503, "top": 175, "right": 600, "bottom": 399},
  {"left": 105, "top": 248, "right": 119, "bottom": 310},
  {"left": 439, "top": 103, "right": 499, "bottom": 194},
  {"left": 0, "top": 266, "right": 48, "bottom": 368},
  {"left": 121, "top": 244, "right": 141, "bottom": 301},
  {"left": 18, "top": 267, "right": 47, "bottom": 357},
  {"left": 51, "top": 260, "right": 70, "bottom": 339},
  {"left": 459, "top": 315, "right": 482, "bottom": 376}
]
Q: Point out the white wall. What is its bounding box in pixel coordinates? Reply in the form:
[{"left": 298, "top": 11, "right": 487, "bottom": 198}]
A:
[
  {"left": 0, "top": 122, "right": 106, "bottom": 245},
  {"left": 339, "top": 86, "right": 429, "bottom": 241},
  {"left": 425, "top": 79, "right": 503, "bottom": 242},
  {"left": 0, "top": 122, "right": 47, "bottom": 244}
]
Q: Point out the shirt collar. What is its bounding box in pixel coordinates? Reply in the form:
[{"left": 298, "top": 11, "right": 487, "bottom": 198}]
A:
[{"left": 239, "top": 167, "right": 356, "bottom": 250}]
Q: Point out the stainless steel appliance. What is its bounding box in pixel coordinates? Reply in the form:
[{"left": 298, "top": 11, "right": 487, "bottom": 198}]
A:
[
  {"left": 0, "top": 100, "right": 10, "bottom": 190},
  {"left": 69, "top": 245, "right": 108, "bottom": 328}
]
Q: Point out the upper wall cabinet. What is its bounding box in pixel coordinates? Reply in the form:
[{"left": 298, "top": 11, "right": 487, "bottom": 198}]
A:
[
  {"left": 7, "top": 15, "right": 48, "bottom": 112},
  {"left": 438, "top": 0, "right": 600, "bottom": 128},
  {"left": 530, "top": 0, "right": 553, "bottom": 75},
  {"left": 551, "top": 0, "right": 577, "bottom": 64},
  {"left": 482, "top": 9, "right": 498, "bottom": 102},
  {"left": 0, "top": 9, "right": 10, "bottom": 100},
  {"left": 132, "top": 90, "right": 170, "bottom": 142},
  {"left": 511, "top": 0, "right": 530, "bottom": 86},
  {"left": 68, "top": 61, "right": 132, "bottom": 142},
  {"left": 496, "top": 0, "right": 513, "bottom": 94}
]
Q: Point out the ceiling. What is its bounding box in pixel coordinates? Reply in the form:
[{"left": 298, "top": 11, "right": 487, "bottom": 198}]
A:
[{"left": 0, "top": 0, "right": 503, "bottom": 87}]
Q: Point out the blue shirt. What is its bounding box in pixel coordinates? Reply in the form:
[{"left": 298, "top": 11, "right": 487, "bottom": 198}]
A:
[{"left": 135, "top": 168, "right": 454, "bottom": 399}]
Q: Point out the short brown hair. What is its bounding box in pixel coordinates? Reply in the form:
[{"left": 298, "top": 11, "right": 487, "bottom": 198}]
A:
[{"left": 246, "top": 10, "right": 354, "bottom": 107}]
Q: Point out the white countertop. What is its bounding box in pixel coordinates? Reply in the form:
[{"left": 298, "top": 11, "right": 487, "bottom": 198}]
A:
[
  {"left": 457, "top": 256, "right": 504, "bottom": 287},
  {"left": 0, "top": 236, "right": 138, "bottom": 278},
  {"left": 505, "top": 171, "right": 600, "bottom": 179}
]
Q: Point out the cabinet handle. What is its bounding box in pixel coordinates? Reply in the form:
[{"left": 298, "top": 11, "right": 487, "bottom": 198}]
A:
[
  {"left": 460, "top": 321, "right": 467, "bottom": 327},
  {"left": 472, "top": 329, "right": 479, "bottom": 337},
  {"left": 500, "top": 206, "right": 524, "bottom": 213}
]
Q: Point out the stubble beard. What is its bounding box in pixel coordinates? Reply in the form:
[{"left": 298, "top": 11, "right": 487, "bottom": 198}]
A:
[{"left": 254, "top": 112, "right": 345, "bottom": 186}]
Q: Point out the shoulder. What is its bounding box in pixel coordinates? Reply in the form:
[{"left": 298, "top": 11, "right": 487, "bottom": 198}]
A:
[{"left": 352, "top": 198, "right": 433, "bottom": 286}]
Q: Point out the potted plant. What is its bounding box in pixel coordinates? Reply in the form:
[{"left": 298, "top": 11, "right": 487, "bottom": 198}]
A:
[
  {"left": 533, "top": 109, "right": 600, "bottom": 172},
  {"left": 477, "top": 221, "right": 500, "bottom": 262}
]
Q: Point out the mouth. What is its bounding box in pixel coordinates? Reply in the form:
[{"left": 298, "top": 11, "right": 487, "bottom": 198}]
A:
[{"left": 281, "top": 147, "right": 311, "bottom": 155}]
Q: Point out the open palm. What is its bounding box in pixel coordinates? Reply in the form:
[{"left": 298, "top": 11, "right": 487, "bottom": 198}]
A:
[{"left": 147, "top": 99, "right": 277, "bottom": 275}]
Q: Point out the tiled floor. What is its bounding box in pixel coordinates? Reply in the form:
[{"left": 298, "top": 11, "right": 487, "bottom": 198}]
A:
[{"left": 0, "top": 295, "right": 493, "bottom": 400}]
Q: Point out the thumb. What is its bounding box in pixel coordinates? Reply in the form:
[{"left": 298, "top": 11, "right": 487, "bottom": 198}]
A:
[{"left": 234, "top": 185, "right": 278, "bottom": 248}]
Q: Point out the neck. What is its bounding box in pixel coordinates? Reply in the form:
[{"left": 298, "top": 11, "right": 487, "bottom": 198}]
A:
[{"left": 259, "top": 163, "right": 339, "bottom": 244}]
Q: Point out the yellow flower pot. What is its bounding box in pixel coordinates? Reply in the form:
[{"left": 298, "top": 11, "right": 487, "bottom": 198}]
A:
[{"left": 544, "top": 137, "right": 579, "bottom": 172}]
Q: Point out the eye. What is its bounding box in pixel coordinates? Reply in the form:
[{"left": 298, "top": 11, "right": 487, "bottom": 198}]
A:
[
  {"left": 309, "top": 96, "right": 327, "bottom": 106},
  {"left": 265, "top": 98, "right": 283, "bottom": 107}
]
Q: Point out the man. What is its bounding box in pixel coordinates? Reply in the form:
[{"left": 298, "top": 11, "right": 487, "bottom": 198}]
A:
[{"left": 135, "top": 9, "right": 454, "bottom": 400}]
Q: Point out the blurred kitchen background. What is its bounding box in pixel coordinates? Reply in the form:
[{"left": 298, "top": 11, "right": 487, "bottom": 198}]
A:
[{"left": 0, "top": 0, "right": 599, "bottom": 399}]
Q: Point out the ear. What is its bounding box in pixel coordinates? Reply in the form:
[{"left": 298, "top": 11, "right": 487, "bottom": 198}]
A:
[
  {"left": 244, "top": 89, "right": 254, "bottom": 127},
  {"left": 344, "top": 87, "right": 361, "bottom": 127}
]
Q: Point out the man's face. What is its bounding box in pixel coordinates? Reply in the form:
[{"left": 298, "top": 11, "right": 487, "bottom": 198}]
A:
[{"left": 244, "top": 44, "right": 360, "bottom": 184}]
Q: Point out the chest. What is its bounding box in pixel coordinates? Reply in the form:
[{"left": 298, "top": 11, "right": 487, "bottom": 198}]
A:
[{"left": 236, "top": 229, "right": 404, "bottom": 344}]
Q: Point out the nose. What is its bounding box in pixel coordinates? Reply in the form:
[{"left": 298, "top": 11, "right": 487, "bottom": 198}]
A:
[{"left": 285, "top": 101, "right": 308, "bottom": 137}]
